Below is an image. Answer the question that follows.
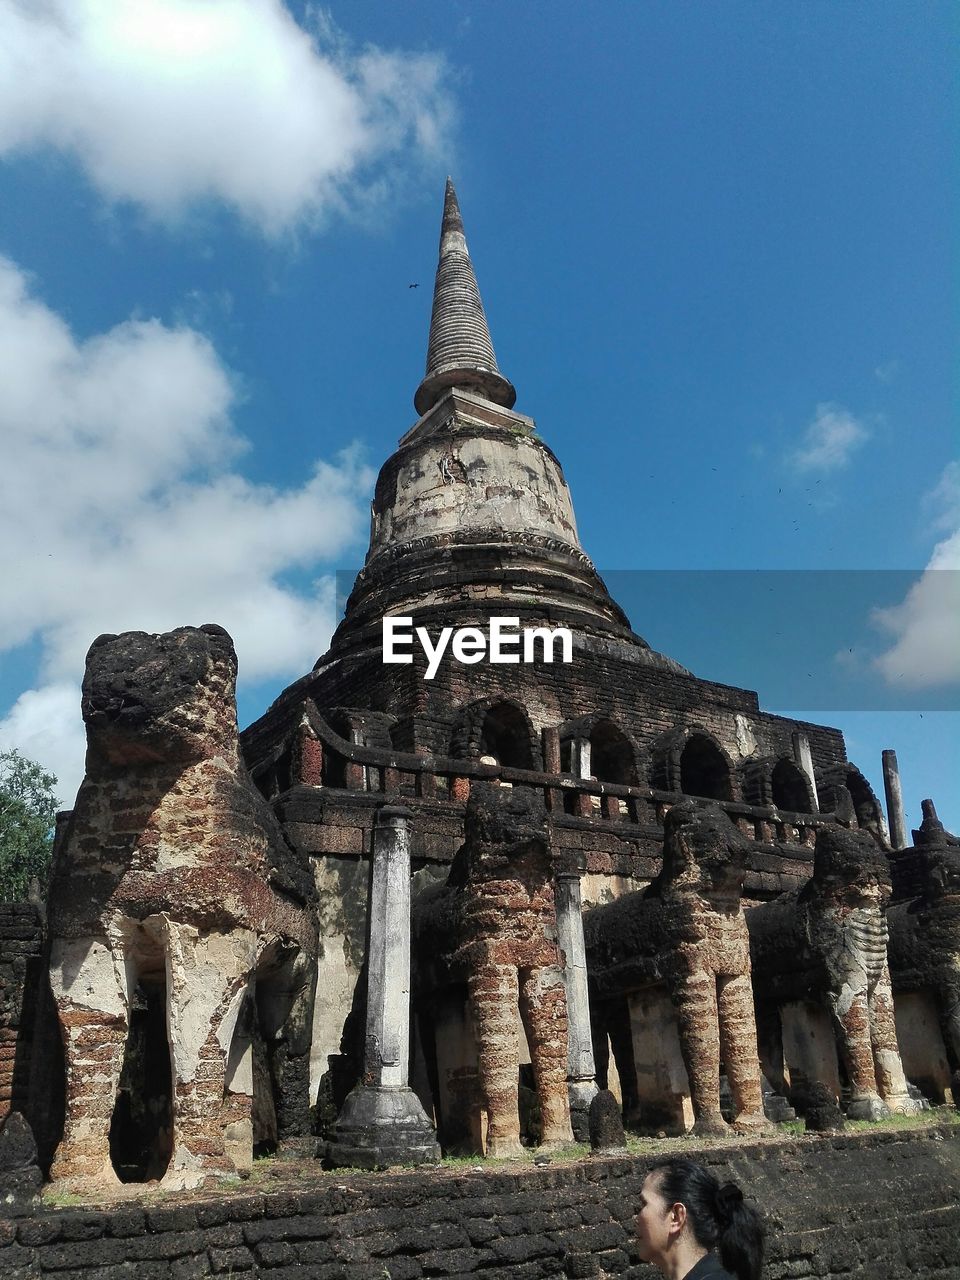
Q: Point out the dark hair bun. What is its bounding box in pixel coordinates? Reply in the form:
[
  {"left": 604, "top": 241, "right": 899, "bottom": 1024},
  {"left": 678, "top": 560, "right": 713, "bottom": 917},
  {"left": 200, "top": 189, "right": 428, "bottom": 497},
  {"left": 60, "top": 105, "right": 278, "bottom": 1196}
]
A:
[{"left": 715, "top": 1182, "right": 744, "bottom": 1225}]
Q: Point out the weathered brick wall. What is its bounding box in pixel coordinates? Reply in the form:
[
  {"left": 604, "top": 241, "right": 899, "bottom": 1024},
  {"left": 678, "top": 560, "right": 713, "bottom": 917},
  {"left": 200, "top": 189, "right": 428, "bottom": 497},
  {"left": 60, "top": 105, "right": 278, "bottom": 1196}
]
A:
[
  {"left": 3, "top": 1129, "right": 958, "bottom": 1279},
  {"left": 242, "top": 627, "right": 850, "bottom": 797},
  {"left": 275, "top": 783, "right": 819, "bottom": 901},
  {"left": 0, "top": 903, "right": 44, "bottom": 1124}
]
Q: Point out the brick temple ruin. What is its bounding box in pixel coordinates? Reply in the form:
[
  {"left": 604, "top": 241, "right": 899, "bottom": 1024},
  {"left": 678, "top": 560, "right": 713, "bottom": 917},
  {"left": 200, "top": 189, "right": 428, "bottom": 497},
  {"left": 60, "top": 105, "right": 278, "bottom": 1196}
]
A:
[{"left": 1, "top": 180, "right": 957, "bottom": 1199}]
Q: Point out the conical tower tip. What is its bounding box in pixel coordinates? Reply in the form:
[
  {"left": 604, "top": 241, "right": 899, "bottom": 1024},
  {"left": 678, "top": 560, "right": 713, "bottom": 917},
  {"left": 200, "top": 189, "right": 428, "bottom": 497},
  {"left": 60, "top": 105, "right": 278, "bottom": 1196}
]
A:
[{"left": 414, "top": 179, "right": 516, "bottom": 416}]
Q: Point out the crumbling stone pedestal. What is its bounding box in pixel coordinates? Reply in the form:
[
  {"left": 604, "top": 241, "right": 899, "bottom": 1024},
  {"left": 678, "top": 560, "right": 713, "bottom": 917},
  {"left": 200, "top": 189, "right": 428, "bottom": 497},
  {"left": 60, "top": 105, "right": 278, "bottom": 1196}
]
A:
[
  {"left": 326, "top": 1084, "right": 439, "bottom": 1170},
  {"left": 761, "top": 1076, "right": 796, "bottom": 1124},
  {"left": 588, "top": 1089, "right": 627, "bottom": 1155},
  {"left": 327, "top": 807, "right": 439, "bottom": 1169}
]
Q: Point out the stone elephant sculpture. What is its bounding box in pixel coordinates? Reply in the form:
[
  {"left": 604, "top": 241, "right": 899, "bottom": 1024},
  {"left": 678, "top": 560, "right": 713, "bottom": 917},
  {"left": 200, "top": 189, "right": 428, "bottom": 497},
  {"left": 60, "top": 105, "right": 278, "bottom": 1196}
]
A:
[
  {"left": 585, "top": 801, "right": 771, "bottom": 1137},
  {"left": 46, "top": 626, "right": 318, "bottom": 1190},
  {"left": 747, "top": 824, "right": 917, "bottom": 1119}
]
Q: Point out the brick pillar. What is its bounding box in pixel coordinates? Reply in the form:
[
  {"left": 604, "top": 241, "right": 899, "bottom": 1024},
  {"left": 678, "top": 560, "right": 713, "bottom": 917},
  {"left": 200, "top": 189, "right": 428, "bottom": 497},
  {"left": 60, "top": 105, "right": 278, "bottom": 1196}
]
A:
[
  {"left": 451, "top": 776, "right": 470, "bottom": 804},
  {"left": 344, "top": 760, "right": 365, "bottom": 790},
  {"left": 601, "top": 794, "right": 620, "bottom": 821},
  {"left": 542, "top": 727, "right": 562, "bottom": 812},
  {"left": 542, "top": 727, "right": 561, "bottom": 774},
  {"left": 293, "top": 720, "right": 323, "bottom": 786}
]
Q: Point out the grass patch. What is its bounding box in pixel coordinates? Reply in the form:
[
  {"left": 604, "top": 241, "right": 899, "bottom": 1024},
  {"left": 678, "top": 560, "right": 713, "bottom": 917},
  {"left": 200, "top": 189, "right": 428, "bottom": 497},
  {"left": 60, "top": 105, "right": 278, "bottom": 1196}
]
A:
[
  {"left": 41, "top": 1188, "right": 86, "bottom": 1208},
  {"left": 778, "top": 1120, "right": 805, "bottom": 1137},
  {"left": 844, "top": 1106, "right": 959, "bottom": 1133},
  {"left": 434, "top": 1141, "right": 589, "bottom": 1169}
]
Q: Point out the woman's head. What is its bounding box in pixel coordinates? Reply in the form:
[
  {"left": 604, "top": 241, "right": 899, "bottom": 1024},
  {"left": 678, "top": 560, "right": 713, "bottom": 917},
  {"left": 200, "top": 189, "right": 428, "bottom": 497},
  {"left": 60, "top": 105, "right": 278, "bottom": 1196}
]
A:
[{"left": 635, "top": 1158, "right": 764, "bottom": 1280}]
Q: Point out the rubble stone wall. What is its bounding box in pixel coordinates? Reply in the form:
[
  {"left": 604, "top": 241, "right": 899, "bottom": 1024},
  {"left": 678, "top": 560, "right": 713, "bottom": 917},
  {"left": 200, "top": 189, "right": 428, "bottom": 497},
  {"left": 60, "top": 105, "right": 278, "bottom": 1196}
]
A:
[
  {"left": 2, "top": 1129, "right": 958, "bottom": 1279},
  {"left": 0, "top": 903, "right": 44, "bottom": 1124}
]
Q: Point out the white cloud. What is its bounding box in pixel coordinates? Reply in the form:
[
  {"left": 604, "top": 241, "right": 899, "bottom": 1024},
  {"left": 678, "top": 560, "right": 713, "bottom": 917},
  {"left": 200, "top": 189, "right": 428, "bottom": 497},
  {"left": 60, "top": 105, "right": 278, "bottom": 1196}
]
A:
[
  {"left": 872, "top": 461, "right": 960, "bottom": 689},
  {"left": 790, "top": 402, "right": 870, "bottom": 473},
  {"left": 0, "top": 0, "right": 453, "bottom": 234},
  {"left": 0, "top": 255, "right": 374, "bottom": 805},
  {"left": 924, "top": 459, "right": 960, "bottom": 535},
  {"left": 0, "top": 684, "right": 85, "bottom": 809}
]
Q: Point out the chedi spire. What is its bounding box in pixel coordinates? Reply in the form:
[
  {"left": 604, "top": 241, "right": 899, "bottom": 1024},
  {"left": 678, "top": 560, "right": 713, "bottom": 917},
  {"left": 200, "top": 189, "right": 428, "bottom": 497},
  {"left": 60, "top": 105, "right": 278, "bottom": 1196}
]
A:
[{"left": 414, "top": 178, "right": 517, "bottom": 416}]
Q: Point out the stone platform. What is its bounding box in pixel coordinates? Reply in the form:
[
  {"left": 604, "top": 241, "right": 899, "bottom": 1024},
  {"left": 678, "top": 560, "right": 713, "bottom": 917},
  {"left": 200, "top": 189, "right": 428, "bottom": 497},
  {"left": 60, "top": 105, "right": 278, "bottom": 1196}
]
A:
[{"left": 2, "top": 1126, "right": 959, "bottom": 1279}]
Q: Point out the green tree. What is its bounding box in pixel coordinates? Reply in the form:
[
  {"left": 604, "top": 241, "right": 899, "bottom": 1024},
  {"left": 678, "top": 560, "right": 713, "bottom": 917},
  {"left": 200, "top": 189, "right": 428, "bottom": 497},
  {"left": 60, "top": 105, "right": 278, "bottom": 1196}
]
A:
[{"left": 0, "top": 748, "right": 58, "bottom": 902}]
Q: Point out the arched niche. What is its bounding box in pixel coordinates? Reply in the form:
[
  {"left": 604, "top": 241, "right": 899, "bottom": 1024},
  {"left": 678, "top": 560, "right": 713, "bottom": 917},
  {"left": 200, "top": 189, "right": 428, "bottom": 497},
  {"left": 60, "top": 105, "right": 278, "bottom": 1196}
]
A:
[
  {"left": 741, "top": 756, "right": 773, "bottom": 808},
  {"left": 771, "top": 758, "right": 813, "bottom": 813},
  {"left": 108, "top": 933, "right": 173, "bottom": 1184},
  {"left": 558, "top": 714, "right": 639, "bottom": 785},
  {"left": 451, "top": 697, "right": 540, "bottom": 771},
  {"left": 589, "top": 718, "right": 638, "bottom": 785},
  {"left": 845, "top": 767, "right": 885, "bottom": 837},
  {"left": 480, "top": 702, "right": 536, "bottom": 770},
  {"left": 817, "top": 764, "right": 886, "bottom": 840},
  {"left": 679, "top": 733, "right": 734, "bottom": 802}
]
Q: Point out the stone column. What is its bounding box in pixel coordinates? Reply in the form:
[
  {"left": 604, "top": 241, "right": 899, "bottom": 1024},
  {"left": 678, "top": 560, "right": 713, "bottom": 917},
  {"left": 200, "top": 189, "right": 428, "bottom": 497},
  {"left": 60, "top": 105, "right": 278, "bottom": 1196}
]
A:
[
  {"left": 555, "top": 867, "right": 597, "bottom": 1140},
  {"left": 570, "top": 738, "right": 595, "bottom": 817},
  {"left": 326, "top": 806, "right": 440, "bottom": 1168},
  {"left": 350, "top": 727, "right": 378, "bottom": 793},
  {"left": 570, "top": 737, "right": 591, "bottom": 780},
  {"left": 791, "top": 731, "right": 820, "bottom": 812},
  {"left": 882, "top": 749, "right": 908, "bottom": 851}
]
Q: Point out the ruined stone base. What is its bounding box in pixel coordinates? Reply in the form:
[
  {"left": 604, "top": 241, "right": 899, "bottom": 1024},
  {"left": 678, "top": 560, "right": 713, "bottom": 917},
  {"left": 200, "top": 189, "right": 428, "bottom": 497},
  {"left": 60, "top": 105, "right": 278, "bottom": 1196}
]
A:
[
  {"left": 325, "top": 1086, "right": 440, "bottom": 1170},
  {"left": 846, "top": 1094, "right": 890, "bottom": 1122},
  {"left": 891, "top": 1091, "right": 926, "bottom": 1117},
  {"left": 568, "top": 1079, "right": 599, "bottom": 1143},
  {"left": 276, "top": 1134, "right": 320, "bottom": 1160},
  {"left": 0, "top": 1166, "right": 42, "bottom": 1210},
  {"left": 763, "top": 1092, "right": 797, "bottom": 1124}
]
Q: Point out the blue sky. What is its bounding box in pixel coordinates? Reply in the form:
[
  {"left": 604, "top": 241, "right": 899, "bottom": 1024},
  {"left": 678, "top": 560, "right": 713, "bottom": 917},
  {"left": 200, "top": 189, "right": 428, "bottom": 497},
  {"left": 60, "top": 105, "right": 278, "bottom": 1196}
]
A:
[{"left": 0, "top": 1, "right": 956, "bottom": 833}]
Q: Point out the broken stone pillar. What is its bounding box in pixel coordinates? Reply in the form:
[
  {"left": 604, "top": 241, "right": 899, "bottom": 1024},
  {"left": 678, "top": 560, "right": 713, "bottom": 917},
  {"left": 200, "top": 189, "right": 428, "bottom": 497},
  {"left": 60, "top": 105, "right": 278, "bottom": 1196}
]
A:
[
  {"left": 326, "top": 806, "right": 440, "bottom": 1168},
  {"left": 293, "top": 717, "right": 323, "bottom": 786},
  {"left": 556, "top": 865, "right": 597, "bottom": 1140},
  {"left": 791, "top": 731, "right": 820, "bottom": 812},
  {"left": 588, "top": 1089, "right": 627, "bottom": 1155},
  {"left": 882, "top": 749, "right": 908, "bottom": 851}
]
